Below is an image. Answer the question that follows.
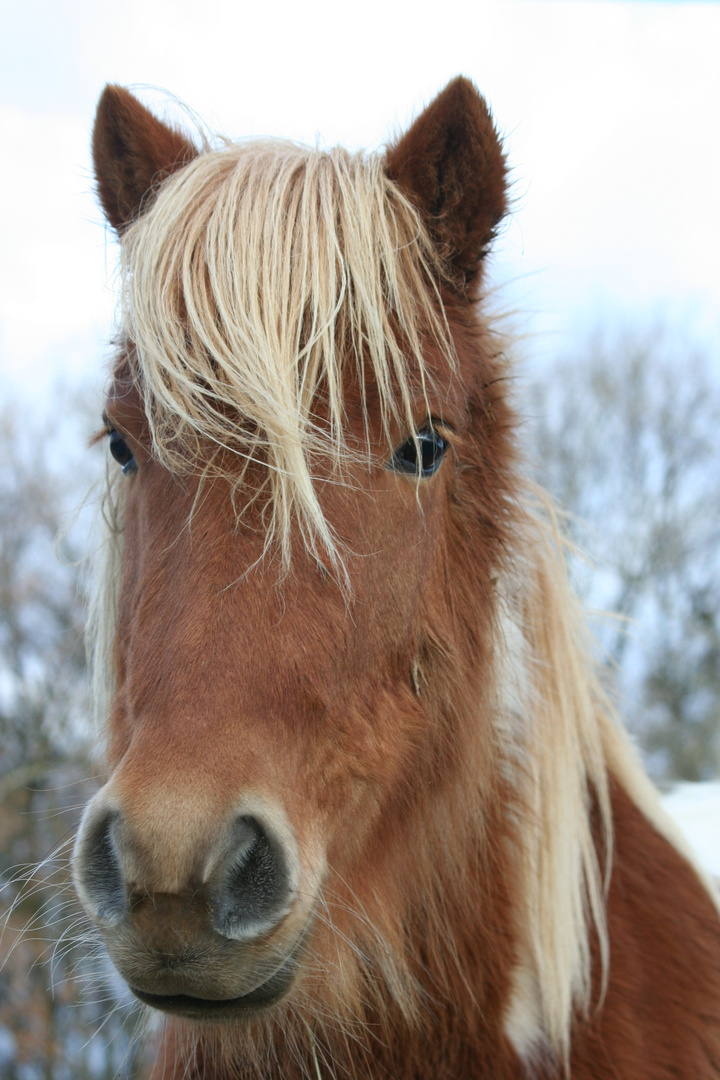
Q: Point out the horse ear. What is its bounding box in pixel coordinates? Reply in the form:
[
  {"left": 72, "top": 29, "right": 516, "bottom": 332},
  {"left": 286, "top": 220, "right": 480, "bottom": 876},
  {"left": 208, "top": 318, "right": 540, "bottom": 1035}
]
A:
[
  {"left": 92, "top": 84, "right": 198, "bottom": 233},
  {"left": 386, "top": 77, "right": 507, "bottom": 293}
]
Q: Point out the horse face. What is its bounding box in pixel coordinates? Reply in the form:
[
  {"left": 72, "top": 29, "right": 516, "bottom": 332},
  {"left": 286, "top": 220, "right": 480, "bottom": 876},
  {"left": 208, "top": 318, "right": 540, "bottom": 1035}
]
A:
[
  {"left": 73, "top": 78, "right": 509, "bottom": 1024},
  {"left": 73, "top": 372, "right": 462, "bottom": 1018}
]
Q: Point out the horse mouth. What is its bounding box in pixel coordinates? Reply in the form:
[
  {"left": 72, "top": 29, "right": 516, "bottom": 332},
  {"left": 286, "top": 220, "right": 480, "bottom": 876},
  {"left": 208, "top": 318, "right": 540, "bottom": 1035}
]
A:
[{"left": 130, "top": 955, "right": 296, "bottom": 1020}]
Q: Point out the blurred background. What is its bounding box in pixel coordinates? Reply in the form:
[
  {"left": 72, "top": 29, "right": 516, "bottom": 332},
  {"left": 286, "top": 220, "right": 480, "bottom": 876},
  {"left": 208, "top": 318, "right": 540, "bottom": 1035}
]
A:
[{"left": 1, "top": 0, "right": 718, "bottom": 1075}]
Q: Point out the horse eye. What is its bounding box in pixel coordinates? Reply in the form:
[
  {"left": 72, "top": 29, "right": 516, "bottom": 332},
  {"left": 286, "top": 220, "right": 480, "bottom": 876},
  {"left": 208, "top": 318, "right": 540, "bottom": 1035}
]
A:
[
  {"left": 108, "top": 430, "right": 138, "bottom": 476},
  {"left": 390, "top": 427, "right": 448, "bottom": 478}
]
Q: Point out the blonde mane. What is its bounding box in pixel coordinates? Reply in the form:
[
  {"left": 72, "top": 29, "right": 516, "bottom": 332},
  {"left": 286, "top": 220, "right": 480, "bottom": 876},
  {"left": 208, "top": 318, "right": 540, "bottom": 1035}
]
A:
[
  {"left": 87, "top": 135, "right": 686, "bottom": 1070},
  {"left": 499, "top": 492, "right": 613, "bottom": 1065}
]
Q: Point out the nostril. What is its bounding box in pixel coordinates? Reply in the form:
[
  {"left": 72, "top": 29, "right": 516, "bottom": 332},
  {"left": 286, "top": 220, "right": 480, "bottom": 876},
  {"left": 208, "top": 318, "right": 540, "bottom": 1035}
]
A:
[
  {"left": 213, "top": 816, "right": 291, "bottom": 939},
  {"left": 73, "top": 810, "right": 127, "bottom": 927}
]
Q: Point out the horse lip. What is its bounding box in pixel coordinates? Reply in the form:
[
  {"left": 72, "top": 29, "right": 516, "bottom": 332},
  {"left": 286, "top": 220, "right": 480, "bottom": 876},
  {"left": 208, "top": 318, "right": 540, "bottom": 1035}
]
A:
[{"left": 129, "top": 942, "right": 299, "bottom": 1020}]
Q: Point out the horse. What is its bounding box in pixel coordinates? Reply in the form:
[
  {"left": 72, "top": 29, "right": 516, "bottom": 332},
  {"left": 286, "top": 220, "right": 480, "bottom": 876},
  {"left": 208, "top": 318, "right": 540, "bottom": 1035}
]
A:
[{"left": 73, "top": 78, "right": 720, "bottom": 1079}]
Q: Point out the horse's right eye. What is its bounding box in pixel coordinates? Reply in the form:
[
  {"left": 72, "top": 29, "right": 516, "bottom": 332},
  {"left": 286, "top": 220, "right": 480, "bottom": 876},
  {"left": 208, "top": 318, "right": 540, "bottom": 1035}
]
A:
[
  {"left": 108, "top": 430, "right": 138, "bottom": 476},
  {"left": 390, "top": 426, "right": 448, "bottom": 478}
]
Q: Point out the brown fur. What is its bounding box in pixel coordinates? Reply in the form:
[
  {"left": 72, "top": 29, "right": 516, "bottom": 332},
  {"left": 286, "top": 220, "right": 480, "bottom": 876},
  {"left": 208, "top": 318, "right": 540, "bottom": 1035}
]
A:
[
  {"left": 78, "top": 80, "right": 720, "bottom": 1079},
  {"left": 571, "top": 782, "right": 720, "bottom": 1079}
]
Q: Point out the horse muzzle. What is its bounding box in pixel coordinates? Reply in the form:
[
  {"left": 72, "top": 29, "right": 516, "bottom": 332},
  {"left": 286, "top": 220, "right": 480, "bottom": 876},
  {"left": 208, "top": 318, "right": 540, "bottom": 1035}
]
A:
[{"left": 72, "top": 792, "right": 319, "bottom": 1020}]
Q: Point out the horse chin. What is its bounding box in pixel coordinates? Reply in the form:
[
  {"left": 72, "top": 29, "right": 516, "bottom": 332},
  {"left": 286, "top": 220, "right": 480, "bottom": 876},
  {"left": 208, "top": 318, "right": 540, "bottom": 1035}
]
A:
[
  {"left": 118, "top": 912, "right": 312, "bottom": 1024},
  {"left": 130, "top": 955, "right": 296, "bottom": 1022}
]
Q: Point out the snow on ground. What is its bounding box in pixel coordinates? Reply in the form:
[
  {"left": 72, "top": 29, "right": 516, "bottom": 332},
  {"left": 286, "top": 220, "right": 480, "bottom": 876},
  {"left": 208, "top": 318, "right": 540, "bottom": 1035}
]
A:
[{"left": 661, "top": 781, "right": 720, "bottom": 880}]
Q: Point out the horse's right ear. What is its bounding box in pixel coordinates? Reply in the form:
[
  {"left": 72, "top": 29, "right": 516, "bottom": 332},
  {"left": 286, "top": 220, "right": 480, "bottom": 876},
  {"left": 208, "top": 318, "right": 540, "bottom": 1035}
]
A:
[
  {"left": 386, "top": 77, "right": 507, "bottom": 295},
  {"left": 92, "top": 85, "right": 197, "bottom": 233}
]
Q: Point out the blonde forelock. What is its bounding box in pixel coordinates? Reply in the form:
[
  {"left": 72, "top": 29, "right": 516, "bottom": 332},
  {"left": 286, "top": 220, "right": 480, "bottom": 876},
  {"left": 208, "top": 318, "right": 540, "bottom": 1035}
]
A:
[{"left": 119, "top": 140, "right": 455, "bottom": 577}]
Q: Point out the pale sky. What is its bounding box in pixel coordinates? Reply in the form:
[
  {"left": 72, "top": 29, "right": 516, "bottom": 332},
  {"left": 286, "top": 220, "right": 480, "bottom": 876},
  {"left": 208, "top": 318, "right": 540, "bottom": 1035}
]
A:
[{"left": 1, "top": 0, "right": 718, "bottom": 403}]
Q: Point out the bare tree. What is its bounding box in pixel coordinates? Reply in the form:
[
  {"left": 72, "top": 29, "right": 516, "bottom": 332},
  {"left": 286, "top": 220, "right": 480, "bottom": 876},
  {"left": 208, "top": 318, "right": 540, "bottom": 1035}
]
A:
[
  {"left": 0, "top": 395, "right": 143, "bottom": 1079},
  {"left": 529, "top": 325, "right": 720, "bottom": 780}
]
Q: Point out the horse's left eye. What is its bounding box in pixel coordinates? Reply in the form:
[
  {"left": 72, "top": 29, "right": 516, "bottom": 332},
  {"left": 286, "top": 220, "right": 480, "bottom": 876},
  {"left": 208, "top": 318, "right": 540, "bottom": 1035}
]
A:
[
  {"left": 390, "top": 427, "right": 448, "bottom": 478},
  {"left": 108, "top": 430, "right": 138, "bottom": 476}
]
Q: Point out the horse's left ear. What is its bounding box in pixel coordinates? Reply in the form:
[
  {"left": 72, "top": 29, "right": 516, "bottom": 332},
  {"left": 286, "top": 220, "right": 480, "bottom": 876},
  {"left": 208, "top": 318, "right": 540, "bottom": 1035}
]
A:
[
  {"left": 92, "top": 84, "right": 198, "bottom": 233},
  {"left": 386, "top": 77, "right": 507, "bottom": 294}
]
